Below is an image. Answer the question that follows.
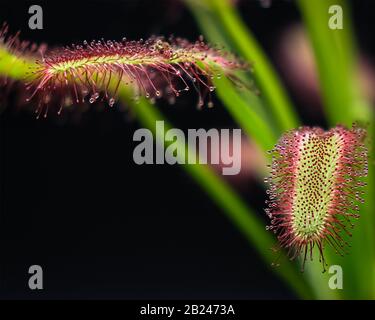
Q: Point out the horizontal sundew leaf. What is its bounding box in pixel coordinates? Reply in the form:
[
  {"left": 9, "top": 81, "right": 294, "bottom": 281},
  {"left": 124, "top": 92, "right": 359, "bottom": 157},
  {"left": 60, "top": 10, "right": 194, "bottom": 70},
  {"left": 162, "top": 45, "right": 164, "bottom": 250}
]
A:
[
  {"left": 265, "top": 125, "right": 368, "bottom": 272},
  {"left": 0, "top": 24, "right": 248, "bottom": 118}
]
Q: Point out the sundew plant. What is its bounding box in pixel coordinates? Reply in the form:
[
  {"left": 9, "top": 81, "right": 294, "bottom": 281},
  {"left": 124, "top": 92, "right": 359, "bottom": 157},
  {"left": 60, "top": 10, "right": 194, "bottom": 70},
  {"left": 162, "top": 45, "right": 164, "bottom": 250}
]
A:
[{"left": 0, "top": 0, "right": 374, "bottom": 299}]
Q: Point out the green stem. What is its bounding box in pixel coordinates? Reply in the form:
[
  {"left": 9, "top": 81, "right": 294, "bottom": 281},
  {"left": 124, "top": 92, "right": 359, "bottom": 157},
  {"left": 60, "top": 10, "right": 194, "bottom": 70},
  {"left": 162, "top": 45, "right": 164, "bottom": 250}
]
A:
[
  {"left": 203, "top": 0, "right": 300, "bottom": 132},
  {"left": 298, "top": 0, "right": 356, "bottom": 125},
  {"left": 187, "top": 2, "right": 279, "bottom": 152},
  {"left": 213, "top": 76, "right": 276, "bottom": 152},
  {"left": 0, "top": 48, "right": 37, "bottom": 80}
]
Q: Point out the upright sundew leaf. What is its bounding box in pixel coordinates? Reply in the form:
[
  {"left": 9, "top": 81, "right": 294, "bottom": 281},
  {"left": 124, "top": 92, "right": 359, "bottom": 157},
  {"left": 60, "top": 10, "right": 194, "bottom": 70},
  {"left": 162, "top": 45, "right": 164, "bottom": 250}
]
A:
[
  {"left": 24, "top": 35, "right": 246, "bottom": 116},
  {"left": 265, "top": 125, "right": 368, "bottom": 271}
]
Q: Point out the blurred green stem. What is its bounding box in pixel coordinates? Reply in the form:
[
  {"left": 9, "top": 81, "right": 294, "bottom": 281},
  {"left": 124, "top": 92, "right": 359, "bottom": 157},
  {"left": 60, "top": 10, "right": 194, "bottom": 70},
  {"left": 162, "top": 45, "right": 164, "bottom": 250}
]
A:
[
  {"left": 187, "top": 2, "right": 279, "bottom": 153},
  {"left": 203, "top": 0, "right": 300, "bottom": 132},
  {"left": 298, "top": 0, "right": 371, "bottom": 125}
]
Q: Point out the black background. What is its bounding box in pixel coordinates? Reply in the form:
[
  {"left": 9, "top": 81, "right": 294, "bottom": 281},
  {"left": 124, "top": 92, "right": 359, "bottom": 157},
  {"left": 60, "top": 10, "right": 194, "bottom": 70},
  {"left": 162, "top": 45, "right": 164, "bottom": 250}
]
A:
[{"left": 0, "top": 0, "right": 374, "bottom": 299}]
